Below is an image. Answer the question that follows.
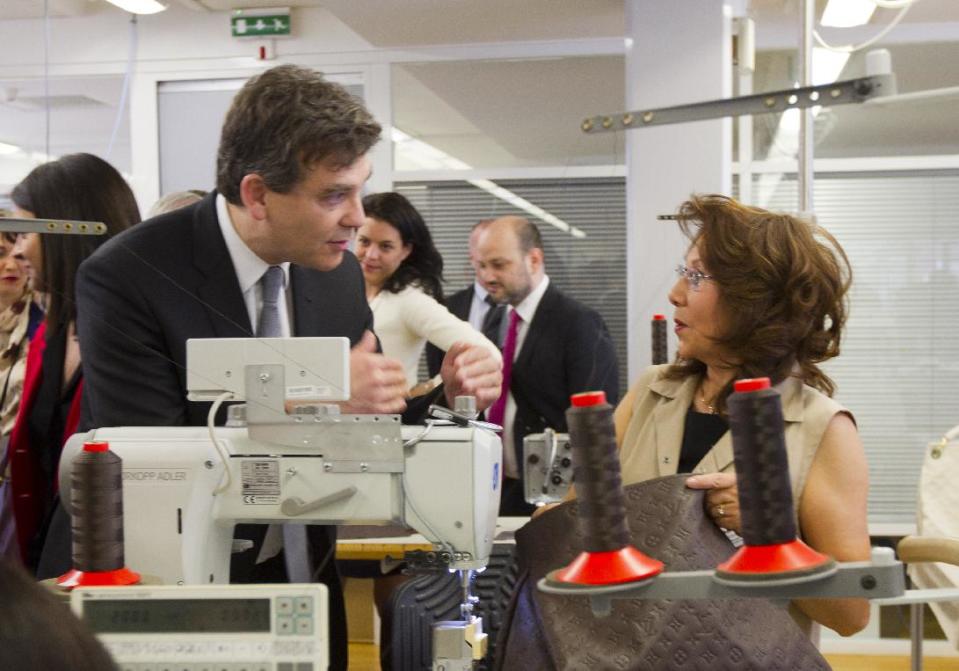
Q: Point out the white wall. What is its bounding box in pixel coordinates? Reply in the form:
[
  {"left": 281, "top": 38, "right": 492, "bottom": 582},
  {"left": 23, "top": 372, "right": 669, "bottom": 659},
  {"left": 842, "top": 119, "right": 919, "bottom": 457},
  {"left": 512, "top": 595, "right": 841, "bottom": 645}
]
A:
[
  {"left": 0, "top": 6, "right": 375, "bottom": 75},
  {"left": 625, "top": 0, "right": 733, "bottom": 381},
  {"left": 0, "top": 6, "right": 392, "bottom": 208}
]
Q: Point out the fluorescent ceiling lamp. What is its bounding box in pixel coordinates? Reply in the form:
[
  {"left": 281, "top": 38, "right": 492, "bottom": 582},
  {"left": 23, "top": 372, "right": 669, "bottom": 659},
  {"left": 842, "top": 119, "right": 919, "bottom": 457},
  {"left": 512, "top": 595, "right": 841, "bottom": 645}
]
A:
[
  {"left": 0, "top": 141, "right": 20, "bottom": 156},
  {"left": 812, "top": 48, "right": 851, "bottom": 85},
  {"left": 821, "top": 0, "right": 876, "bottom": 28},
  {"left": 391, "top": 128, "right": 585, "bottom": 238},
  {"left": 104, "top": 0, "right": 168, "bottom": 14}
]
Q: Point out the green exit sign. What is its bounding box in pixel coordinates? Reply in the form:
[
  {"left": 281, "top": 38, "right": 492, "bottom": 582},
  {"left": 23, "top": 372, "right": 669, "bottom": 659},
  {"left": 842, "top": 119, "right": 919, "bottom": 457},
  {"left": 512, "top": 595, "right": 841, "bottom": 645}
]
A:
[{"left": 231, "top": 10, "right": 291, "bottom": 38}]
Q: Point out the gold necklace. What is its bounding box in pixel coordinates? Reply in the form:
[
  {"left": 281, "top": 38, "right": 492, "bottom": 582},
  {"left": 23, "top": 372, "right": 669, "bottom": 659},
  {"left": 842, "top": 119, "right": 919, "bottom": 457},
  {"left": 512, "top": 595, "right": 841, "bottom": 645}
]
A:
[{"left": 699, "top": 381, "right": 717, "bottom": 415}]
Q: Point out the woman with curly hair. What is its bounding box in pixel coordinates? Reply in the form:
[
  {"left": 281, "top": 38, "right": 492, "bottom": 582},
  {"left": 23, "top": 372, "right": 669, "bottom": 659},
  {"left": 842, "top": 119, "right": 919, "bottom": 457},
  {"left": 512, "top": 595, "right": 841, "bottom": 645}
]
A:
[
  {"left": 357, "top": 192, "right": 500, "bottom": 391},
  {"left": 615, "top": 194, "right": 870, "bottom": 637}
]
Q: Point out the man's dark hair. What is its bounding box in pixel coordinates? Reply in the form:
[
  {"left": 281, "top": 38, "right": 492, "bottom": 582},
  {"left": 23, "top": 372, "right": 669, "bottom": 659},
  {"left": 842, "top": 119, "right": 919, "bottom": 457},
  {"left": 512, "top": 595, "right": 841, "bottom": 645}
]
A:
[
  {"left": 11, "top": 153, "right": 141, "bottom": 336},
  {"left": 216, "top": 65, "right": 382, "bottom": 204}
]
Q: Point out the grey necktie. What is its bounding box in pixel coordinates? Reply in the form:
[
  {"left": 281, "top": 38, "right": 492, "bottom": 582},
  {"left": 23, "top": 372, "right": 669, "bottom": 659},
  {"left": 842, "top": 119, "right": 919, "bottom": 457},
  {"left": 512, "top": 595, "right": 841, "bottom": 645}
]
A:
[
  {"left": 256, "top": 265, "right": 284, "bottom": 339},
  {"left": 257, "top": 266, "right": 311, "bottom": 583}
]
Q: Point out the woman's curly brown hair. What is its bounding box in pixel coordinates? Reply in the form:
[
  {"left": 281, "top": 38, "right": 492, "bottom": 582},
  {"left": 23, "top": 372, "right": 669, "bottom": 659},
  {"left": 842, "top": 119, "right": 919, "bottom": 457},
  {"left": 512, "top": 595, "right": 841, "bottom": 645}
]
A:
[{"left": 666, "top": 194, "right": 851, "bottom": 410}]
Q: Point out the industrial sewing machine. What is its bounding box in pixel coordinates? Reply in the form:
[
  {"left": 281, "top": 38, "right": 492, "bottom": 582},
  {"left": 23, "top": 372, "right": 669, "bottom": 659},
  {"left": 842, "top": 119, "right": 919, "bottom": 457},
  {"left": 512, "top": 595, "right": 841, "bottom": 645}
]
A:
[{"left": 60, "top": 337, "right": 502, "bottom": 670}]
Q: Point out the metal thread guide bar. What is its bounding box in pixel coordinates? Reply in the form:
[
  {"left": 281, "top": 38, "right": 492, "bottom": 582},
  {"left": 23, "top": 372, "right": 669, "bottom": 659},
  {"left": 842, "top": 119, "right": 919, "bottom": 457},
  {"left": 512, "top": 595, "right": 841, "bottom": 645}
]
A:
[
  {"left": 539, "top": 546, "right": 905, "bottom": 617},
  {"left": 581, "top": 73, "right": 896, "bottom": 133},
  {"left": 0, "top": 217, "right": 107, "bottom": 235}
]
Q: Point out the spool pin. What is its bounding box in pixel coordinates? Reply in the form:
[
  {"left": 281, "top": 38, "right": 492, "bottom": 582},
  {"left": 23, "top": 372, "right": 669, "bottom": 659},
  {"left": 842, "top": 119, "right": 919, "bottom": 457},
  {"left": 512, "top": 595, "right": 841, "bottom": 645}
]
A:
[{"left": 546, "top": 391, "right": 664, "bottom": 586}]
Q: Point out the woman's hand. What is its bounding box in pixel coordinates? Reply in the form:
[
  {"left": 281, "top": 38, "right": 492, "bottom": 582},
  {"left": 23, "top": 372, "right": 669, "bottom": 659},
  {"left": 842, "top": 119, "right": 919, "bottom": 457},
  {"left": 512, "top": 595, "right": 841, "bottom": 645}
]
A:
[
  {"left": 685, "top": 472, "right": 741, "bottom": 533},
  {"left": 440, "top": 342, "right": 502, "bottom": 410}
]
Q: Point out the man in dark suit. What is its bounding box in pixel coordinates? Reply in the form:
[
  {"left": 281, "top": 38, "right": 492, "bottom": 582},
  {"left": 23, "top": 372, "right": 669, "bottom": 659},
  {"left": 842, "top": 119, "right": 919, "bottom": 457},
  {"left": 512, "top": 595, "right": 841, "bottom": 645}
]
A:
[
  {"left": 426, "top": 218, "right": 502, "bottom": 376},
  {"left": 67, "top": 65, "right": 501, "bottom": 671},
  {"left": 476, "top": 216, "right": 619, "bottom": 516}
]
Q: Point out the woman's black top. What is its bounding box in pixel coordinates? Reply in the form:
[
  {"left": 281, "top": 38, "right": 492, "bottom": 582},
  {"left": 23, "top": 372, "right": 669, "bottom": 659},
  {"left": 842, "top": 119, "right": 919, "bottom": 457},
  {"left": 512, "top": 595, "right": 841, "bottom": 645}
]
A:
[
  {"left": 678, "top": 409, "right": 729, "bottom": 473},
  {"left": 25, "top": 323, "right": 81, "bottom": 566}
]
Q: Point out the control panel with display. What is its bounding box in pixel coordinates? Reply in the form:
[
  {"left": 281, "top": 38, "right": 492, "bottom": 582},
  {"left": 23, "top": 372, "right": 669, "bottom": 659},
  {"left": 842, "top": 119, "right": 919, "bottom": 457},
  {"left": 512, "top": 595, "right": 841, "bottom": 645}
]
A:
[{"left": 70, "top": 584, "right": 328, "bottom": 671}]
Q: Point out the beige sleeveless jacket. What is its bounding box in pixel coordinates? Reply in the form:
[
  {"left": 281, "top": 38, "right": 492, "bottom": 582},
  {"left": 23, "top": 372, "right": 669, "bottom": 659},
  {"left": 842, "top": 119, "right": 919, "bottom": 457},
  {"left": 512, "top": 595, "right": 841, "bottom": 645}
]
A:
[
  {"left": 619, "top": 364, "right": 850, "bottom": 531},
  {"left": 617, "top": 364, "right": 852, "bottom": 637}
]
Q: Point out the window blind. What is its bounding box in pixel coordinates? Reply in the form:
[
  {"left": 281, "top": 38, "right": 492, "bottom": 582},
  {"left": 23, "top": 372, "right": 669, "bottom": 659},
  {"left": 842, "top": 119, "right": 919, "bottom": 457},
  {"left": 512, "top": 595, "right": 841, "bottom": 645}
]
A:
[
  {"left": 755, "top": 171, "right": 959, "bottom": 525},
  {"left": 398, "top": 172, "right": 953, "bottom": 525}
]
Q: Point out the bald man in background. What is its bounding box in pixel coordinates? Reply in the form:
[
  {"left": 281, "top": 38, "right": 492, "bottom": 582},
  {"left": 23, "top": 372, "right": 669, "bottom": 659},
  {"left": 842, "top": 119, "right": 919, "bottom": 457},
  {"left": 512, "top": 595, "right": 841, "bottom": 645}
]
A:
[{"left": 475, "top": 216, "right": 619, "bottom": 516}]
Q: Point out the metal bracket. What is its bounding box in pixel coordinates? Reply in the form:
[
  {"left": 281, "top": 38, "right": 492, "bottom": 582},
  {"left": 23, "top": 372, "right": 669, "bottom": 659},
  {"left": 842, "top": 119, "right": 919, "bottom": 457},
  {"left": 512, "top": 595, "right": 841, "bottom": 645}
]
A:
[
  {"left": 538, "top": 547, "right": 905, "bottom": 617},
  {"left": 523, "top": 430, "right": 573, "bottom": 505},
  {"left": 0, "top": 217, "right": 108, "bottom": 235},
  {"left": 243, "top": 363, "right": 403, "bottom": 463},
  {"left": 580, "top": 73, "right": 896, "bottom": 133}
]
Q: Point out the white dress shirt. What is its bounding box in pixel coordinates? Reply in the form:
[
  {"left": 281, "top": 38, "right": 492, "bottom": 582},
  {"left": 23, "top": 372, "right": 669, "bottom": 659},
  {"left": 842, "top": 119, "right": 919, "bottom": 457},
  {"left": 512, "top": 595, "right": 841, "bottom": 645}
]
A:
[
  {"left": 468, "top": 280, "right": 491, "bottom": 332},
  {"left": 216, "top": 193, "right": 293, "bottom": 562},
  {"left": 502, "top": 275, "right": 550, "bottom": 479},
  {"left": 216, "top": 193, "right": 292, "bottom": 337}
]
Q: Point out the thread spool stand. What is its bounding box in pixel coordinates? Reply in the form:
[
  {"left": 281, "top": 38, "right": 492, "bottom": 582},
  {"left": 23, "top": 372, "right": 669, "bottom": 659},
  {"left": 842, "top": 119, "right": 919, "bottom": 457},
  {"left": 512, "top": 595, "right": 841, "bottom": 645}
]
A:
[
  {"left": 544, "top": 391, "right": 663, "bottom": 588},
  {"left": 57, "top": 441, "right": 140, "bottom": 589}
]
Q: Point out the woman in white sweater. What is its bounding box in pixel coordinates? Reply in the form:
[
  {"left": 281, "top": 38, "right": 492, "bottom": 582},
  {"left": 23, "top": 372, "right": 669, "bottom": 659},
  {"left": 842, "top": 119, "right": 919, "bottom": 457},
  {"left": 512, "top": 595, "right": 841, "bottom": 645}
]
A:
[{"left": 357, "top": 192, "right": 501, "bottom": 390}]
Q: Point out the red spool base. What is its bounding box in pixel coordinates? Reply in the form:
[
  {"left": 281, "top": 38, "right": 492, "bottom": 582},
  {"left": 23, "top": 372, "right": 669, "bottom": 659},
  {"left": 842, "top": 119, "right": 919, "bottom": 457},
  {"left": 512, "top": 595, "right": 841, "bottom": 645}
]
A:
[
  {"left": 56, "top": 566, "right": 141, "bottom": 589},
  {"left": 716, "top": 538, "right": 833, "bottom": 578},
  {"left": 554, "top": 546, "right": 664, "bottom": 586}
]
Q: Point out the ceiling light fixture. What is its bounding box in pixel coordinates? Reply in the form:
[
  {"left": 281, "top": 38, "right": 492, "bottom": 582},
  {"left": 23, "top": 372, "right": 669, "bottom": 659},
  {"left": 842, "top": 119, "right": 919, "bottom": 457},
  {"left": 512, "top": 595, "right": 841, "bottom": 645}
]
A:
[
  {"left": 821, "top": 0, "right": 876, "bottom": 28},
  {"left": 104, "top": 0, "right": 168, "bottom": 15},
  {"left": 0, "top": 141, "right": 21, "bottom": 155}
]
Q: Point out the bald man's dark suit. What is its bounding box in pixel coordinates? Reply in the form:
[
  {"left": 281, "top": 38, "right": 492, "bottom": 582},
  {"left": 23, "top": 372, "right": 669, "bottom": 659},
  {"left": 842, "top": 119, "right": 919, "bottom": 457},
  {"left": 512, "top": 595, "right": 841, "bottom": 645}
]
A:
[{"left": 499, "top": 282, "right": 620, "bottom": 516}]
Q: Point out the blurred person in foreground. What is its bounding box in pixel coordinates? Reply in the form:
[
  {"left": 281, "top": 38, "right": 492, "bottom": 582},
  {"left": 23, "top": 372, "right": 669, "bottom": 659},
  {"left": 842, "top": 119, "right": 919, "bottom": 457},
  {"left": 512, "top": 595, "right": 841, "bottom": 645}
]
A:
[{"left": 0, "top": 558, "right": 117, "bottom": 670}]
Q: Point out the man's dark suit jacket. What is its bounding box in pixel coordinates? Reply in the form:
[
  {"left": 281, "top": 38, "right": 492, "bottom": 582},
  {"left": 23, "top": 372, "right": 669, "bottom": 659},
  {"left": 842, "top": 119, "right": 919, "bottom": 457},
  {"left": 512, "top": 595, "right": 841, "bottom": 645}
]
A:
[
  {"left": 500, "top": 281, "right": 620, "bottom": 516},
  {"left": 66, "top": 192, "right": 392, "bottom": 670},
  {"left": 425, "top": 284, "right": 474, "bottom": 377}
]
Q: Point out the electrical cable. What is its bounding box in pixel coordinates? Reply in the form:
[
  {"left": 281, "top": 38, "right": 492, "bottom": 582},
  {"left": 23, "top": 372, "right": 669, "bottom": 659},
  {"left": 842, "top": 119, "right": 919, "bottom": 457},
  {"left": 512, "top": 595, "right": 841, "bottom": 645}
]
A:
[
  {"left": 107, "top": 15, "right": 138, "bottom": 160},
  {"left": 43, "top": 0, "right": 50, "bottom": 159},
  {"left": 402, "top": 419, "right": 435, "bottom": 449},
  {"left": 28, "top": 276, "right": 295, "bottom": 425},
  {"left": 401, "top": 420, "right": 453, "bottom": 554},
  {"left": 207, "top": 391, "right": 235, "bottom": 493},
  {"left": 207, "top": 390, "right": 234, "bottom": 494},
  {"left": 814, "top": 0, "right": 917, "bottom": 53},
  {"left": 108, "top": 236, "right": 351, "bottom": 400}
]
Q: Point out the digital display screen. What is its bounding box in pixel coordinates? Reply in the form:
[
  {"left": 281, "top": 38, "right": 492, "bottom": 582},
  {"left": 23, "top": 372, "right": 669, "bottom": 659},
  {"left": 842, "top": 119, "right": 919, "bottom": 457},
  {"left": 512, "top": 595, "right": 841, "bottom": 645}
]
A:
[{"left": 83, "top": 598, "right": 271, "bottom": 634}]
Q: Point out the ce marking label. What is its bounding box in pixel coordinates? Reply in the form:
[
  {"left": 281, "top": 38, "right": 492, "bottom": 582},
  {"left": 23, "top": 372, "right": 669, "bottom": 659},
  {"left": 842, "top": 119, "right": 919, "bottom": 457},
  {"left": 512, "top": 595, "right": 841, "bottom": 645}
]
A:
[{"left": 242, "top": 495, "right": 278, "bottom": 505}]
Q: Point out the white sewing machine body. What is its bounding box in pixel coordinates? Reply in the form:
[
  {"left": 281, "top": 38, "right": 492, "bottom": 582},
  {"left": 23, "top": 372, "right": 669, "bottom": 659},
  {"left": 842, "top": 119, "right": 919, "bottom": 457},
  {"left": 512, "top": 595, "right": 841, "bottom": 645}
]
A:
[{"left": 61, "top": 420, "right": 500, "bottom": 585}]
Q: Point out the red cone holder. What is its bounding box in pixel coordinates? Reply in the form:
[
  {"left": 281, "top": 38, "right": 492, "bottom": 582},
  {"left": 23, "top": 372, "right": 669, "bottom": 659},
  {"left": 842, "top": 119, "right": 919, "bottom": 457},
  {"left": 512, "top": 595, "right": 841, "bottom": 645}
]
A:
[
  {"left": 57, "top": 566, "right": 141, "bottom": 588},
  {"left": 56, "top": 441, "right": 141, "bottom": 590},
  {"left": 716, "top": 538, "right": 833, "bottom": 578},
  {"left": 553, "top": 546, "right": 664, "bottom": 586}
]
